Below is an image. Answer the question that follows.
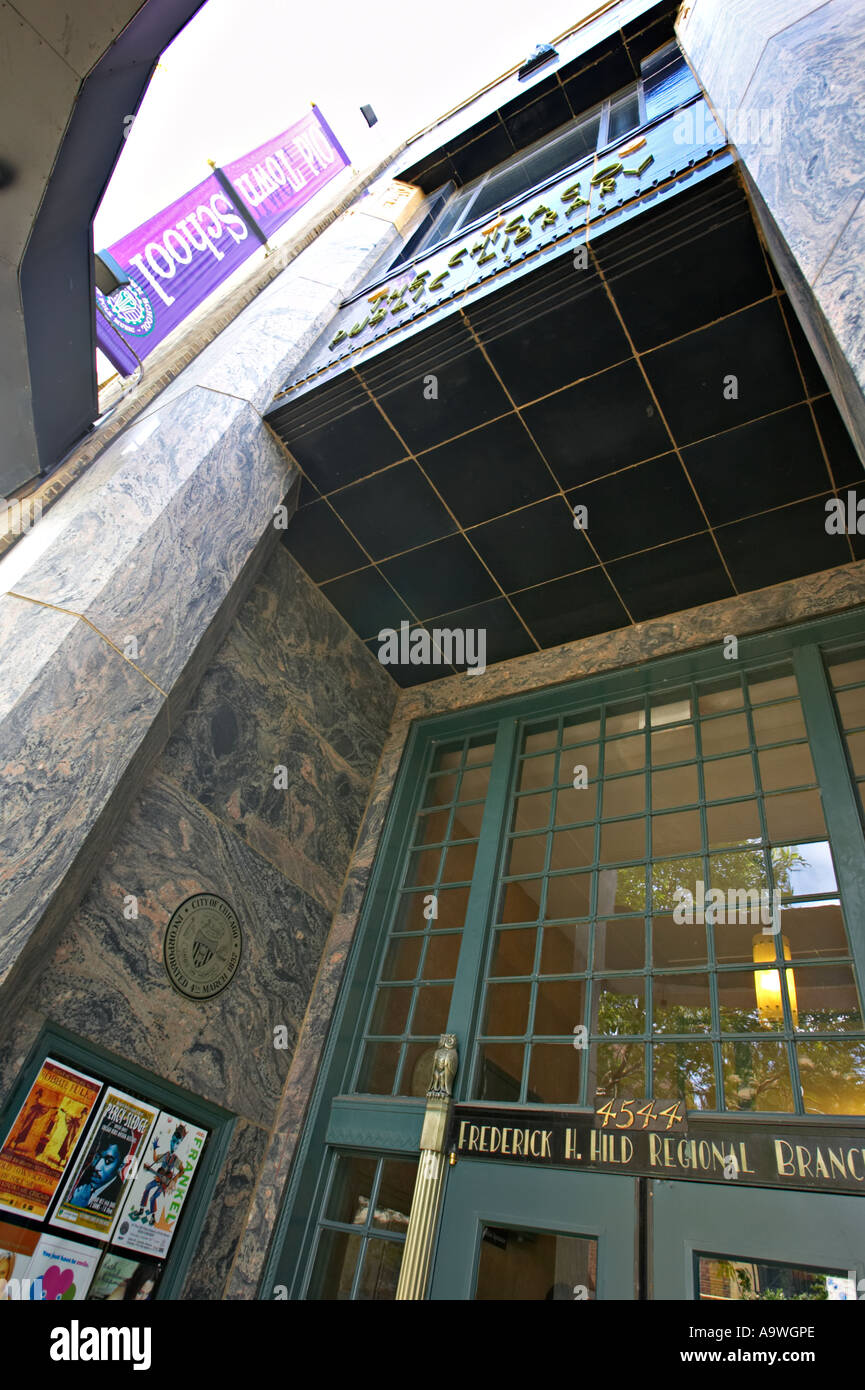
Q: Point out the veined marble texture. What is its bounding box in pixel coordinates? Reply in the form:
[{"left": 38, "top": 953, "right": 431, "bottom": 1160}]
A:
[
  {"left": 8, "top": 389, "right": 293, "bottom": 696},
  {"left": 161, "top": 546, "right": 396, "bottom": 915},
  {"left": 181, "top": 1116, "right": 270, "bottom": 1300},
  {"left": 21, "top": 768, "right": 333, "bottom": 1128}
]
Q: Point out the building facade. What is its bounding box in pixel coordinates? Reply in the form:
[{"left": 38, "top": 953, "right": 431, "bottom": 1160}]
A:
[{"left": 1, "top": 0, "right": 864, "bottom": 1302}]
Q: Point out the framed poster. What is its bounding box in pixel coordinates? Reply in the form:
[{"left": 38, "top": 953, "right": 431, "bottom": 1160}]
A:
[
  {"left": 50, "top": 1088, "right": 158, "bottom": 1241},
  {"left": 113, "top": 1111, "right": 208, "bottom": 1259},
  {"left": 89, "top": 1250, "right": 162, "bottom": 1301},
  {"left": 0, "top": 1059, "right": 102, "bottom": 1219},
  {"left": 0, "top": 1219, "right": 40, "bottom": 1298},
  {"left": 26, "top": 1232, "right": 99, "bottom": 1301}
]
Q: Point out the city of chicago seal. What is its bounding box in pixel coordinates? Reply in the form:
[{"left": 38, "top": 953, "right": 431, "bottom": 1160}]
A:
[{"left": 163, "top": 894, "right": 242, "bottom": 1000}]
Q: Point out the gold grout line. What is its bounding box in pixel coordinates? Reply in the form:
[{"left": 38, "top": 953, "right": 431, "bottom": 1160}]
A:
[
  {"left": 348, "top": 365, "right": 543, "bottom": 653},
  {"left": 587, "top": 241, "right": 740, "bottom": 596},
  {"left": 7, "top": 591, "right": 169, "bottom": 696},
  {"left": 456, "top": 302, "right": 638, "bottom": 626}
]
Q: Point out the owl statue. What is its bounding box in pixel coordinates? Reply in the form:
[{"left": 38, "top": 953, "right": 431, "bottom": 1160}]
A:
[{"left": 427, "top": 1033, "right": 458, "bottom": 1099}]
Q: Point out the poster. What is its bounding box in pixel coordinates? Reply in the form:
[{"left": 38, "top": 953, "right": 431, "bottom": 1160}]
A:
[
  {"left": 113, "top": 1112, "right": 208, "bottom": 1258},
  {"left": 89, "top": 1250, "right": 162, "bottom": 1301},
  {"left": 26, "top": 1232, "right": 99, "bottom": 1301},
  {"left": 0, "top": 1219, "right": 39, "bottom": 1299},
  {"left": 50, "top": 1089, "right": 157, "bottom": 1241},
  {"left": 0, "top": 1059, "right": 102, "bottom": 1218}
]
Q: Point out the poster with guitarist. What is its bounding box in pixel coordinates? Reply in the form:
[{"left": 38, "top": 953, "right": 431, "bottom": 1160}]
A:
[{"left": 113, "top": 1111, "right": 207, "bottom": 1259}]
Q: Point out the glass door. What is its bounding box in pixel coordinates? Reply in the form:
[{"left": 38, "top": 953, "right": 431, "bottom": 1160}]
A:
[
  {"left": 429, "top": 1163, "right": 637, "bottom": 1299},
  {"left": 651, "top": 1179, "right": 864, "bottom": 1299}
]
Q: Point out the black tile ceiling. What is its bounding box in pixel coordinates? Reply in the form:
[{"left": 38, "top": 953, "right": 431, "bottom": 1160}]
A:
[
  {"left": 276, "top": 166, "right": 861, "bottom": 686},
  {"left": 421, "top": 414, "right": 553, "bottom": 527}
]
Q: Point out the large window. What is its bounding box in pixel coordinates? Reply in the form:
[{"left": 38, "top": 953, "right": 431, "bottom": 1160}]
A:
[{"left": 395, "top": 41, "right": 699, "bottom": 266}]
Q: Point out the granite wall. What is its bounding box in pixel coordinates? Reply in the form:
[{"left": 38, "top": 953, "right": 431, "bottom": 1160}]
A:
[
  {"left": 0, "top": 541, "right": 396, "bottom": 1299},
  {"left": 677, "top": 0, "right": 865, "bottom": 462}
]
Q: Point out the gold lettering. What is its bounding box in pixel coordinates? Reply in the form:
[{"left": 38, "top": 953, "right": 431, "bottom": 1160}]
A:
[
  {"left": 711, "top": 1142, "right": 727, "bottom": 1170},
  {"left": 649, "top": 1133, "right": 662, "bottom": 1165},
  {"left": 512, "top": 1129, "right": 523, "bottom": 1157},
  {"left": 479, "top": 1126, "right": 489, "bottom": 1153},
  {"left": 774, "top": 1139, "right": 796, "bottom": 1177},
  {"left": 677, "top": 1139, "right": 691, "bottom": 1168},
  {"left": 697, "top": 1140, "right": 711, "bottom": 1169},
  {"left": 501, "top": 1129, "right": 511, "bottom": 1156},
  {"left": 738, "top": 1142, "right": 754, "bottom": 1174},
  {"left": 849, "top": 1149, "right": 865, "bottom": 1180},
  {"left": 468, "top": 1125, "right": 480, "bottom": 1152},
  {"left": 828, "top": 1148, "right": 847, "bottom": 1180},
  {"left": 814, "top": 1149, "right": 829, "bottom": 1179},
  {"left": 458, "top": 1121, "right": 469, "bottom": 1149},
  {"left": 663, "top": 1137, "right": 675, "bottom": 1168},
  {"left": 591, "top": 1130, "right": 603, "bottom": 1162},
  {"left": 621, "top": 1136, "right": 634, "bottom": 1163},
  {"left": 796, "top": 1144, "right": 813, "bottom": 1178},
  {"left": 541, "top": 1131, "right": 552, "bottom": 1158}
]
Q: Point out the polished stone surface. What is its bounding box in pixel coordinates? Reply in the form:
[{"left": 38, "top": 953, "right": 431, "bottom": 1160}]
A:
[{"left": 181, "top": 1117, "right": 269, "bottom": 1300}]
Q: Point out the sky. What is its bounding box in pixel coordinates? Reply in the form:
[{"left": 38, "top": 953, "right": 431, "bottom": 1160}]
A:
[{"left": 95, "top": 0, "right": 601, "bottom": 247}]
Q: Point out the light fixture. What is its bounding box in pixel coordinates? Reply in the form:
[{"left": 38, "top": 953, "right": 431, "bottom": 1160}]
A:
[
  {"left": 752, "top": 934, "right": 798, "bottom": 1026},
  {"left": 518, "top": 42, "right": 559, "bottom": 80}
]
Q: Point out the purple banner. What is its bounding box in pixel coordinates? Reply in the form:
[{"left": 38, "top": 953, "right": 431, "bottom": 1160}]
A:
[{"left": 96, "top": 108, "right": 350, "bottom": 375}]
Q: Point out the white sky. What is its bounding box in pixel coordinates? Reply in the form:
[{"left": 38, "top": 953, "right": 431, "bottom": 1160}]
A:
[{"left": 95, "top": 0, "right": 601, "bottom": 247}]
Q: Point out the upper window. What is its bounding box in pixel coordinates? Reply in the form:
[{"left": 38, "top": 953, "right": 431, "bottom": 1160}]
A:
[{"left": 395, "top": 41, "right": 699, "bottom": 266}]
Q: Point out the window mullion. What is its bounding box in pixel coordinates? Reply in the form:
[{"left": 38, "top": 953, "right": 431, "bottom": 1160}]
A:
[
  {"left": 446, "top": 717, "right": 520, "bottom": 1098},
  {"left": 792, "top": 643, "right": 865, "bottom": 996}
]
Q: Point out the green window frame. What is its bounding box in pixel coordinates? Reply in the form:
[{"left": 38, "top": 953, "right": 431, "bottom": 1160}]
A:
[
  {"left": 0, "top": 1022, "right": 234, "bottom": 1300},
  {"left": 263, "top": 608, "right": 865, "bottom": 1299}
]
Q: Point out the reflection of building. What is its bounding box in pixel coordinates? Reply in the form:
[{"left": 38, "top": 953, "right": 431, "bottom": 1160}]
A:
[{"left": 1, "top": 0, "right": 865, "bottom": 1300}]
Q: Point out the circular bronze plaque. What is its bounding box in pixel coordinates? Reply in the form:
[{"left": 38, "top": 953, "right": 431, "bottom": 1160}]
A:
[{"left": 163, "top": 894, "right": 242, "bottom": 1000}]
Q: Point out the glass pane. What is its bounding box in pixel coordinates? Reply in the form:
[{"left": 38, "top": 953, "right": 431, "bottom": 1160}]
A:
[
  {"left": 441, "top": 842, "right": 477, "bottom": 882},
  {"left": 747, "top": 667, "right": 797, "bottom": 703},
  {"left": 604, "top": 735, "right": 645, "bottom": 774},
  {"left": 423, "top": 773, "right": 458, "bottom": 807},
  {"left": 370, "top": 986, "right": 413, "bottom": 1035},
  {"left": 307, "top": 1229, "right": 362, "bottom": 1299},
  {"left": 513, "top": 791, "right": 552, "bottom": 831},
  {"left": 534, "top": 979, "right": 586, "bottom": 1035},
  {"left": 720, "top": 1041, "right": 794, "bottom": 1110},
  {"left": 540, "top": 922, "right": 589, "bottom": 975},
  {"left": 466, "top": 737, "right": 495, "bottom": 763},
  {"left": 696, "top": 1253, "right": 852, "bottom": 1302},
  {"left": 474, "top": 1228, "right": 597, "bottom": 1301},
  {"left": 752, "top": 702, "right": 807, "bottom": 745},
  {"left": 399, "top": 1042, "right": 441, "bottom": 1097},
  {"left": 356, "top": 1041, "right": 400, "bottom": 1095},
  {"left": 846, "top": 730, "right": 865, "bottom": 776},
  {"left": 606, "top": 700, "right": 644, "bottom": 735},
  {"left": 706, "top": 799, "right": 761, "bottom": 849},
  {"left": 459, "top": 767, "right": 491, "bottom": 801},
  {"left": 827, "top": 651, "right": 865, "bottom": 688},
  {"left": 545, "top": 873, "right": 593, "bottom": 919},
  {"left": 422, "top": 933, "right": 462, "bottom": 979},
  {"left": 593, "top": 977, "right": 645, "bottom": 1034},
  {"left": 414, "top": 808, "right": 450, "bottom": 845},
  {"left": 698, "top": 677, "right": 743, "bottom": 714},
  {"left": 507, "top": 834, "right": 546, "bottom": 875},
  {"left": 527, "top": 1044, "right": 583, "bottom": 1105},
  {"left": 764, "top": 791, "right": 826, "bottom": 842},
  {"left": 523, "top": 722, "right": 558, "bottom": 753},
  {"left": 700, "top": 714, "right": 749, "bottom": 756},
  {"left": 591, "top": 1042, "right": 645, "bottom": 1095},
  {"left": 758, "top": 743, "right": 815, "bottom": 791},
  {"left": 404, "top": 847, "right": 442, "bottom": 887},
  {"left": 797, "top": 1040, "right": 865, "bottom": 1114},
  {"left": 719, "top": 970, "right": 786, "bottom": 1033},
  {"left": 608, "top": 90, "right": 640, "bottom": 141},
  {"left": 563, "top": 711, "right": 601, "bottom": 744},
  {"left": 431, "top": 885, "right": 471, "bottom": 929},
  {"left": 653, "top": 1042, "right": 716, "bottom": 1109},
  {"left": 652, "top": 764, "right": 698, "bottom": 809},
  {"left": 483, "top": 982, "right": 531, "bottom": 1035},
  {"left": 650, "top": 690, "right": 692, "bottom": 726},
  {"left": 432, "top": 742, "right": 462, "bottom": 771},
  {"left": 555, "top": 784, "right": 598, "bottom": 826},
  {"left": 500, "top": 877, "right": 543, "bottom": 923},
  {"left": 793, "top": 965, "right": 862, "bottom": 1032},
  {"left": 373, "top": 1159, "right": 416, "bottom": 1231},
  {"left": 652, "top": 913, "right": 708, "bottom": 969},
  {"left": 773, "top": 842, "right": 836, "bottom": 897},
  {"left": 550, "top": 824, "right": 595, "bottom": 870},
  {"left": 593, "top": 918, "right": 645, "bottom": 971},
  {"left": 652, "top": 809, "right": 702, "bottom": 857},
  {"left": 325, "top": 1154, "right": 377, "bottom": 1225},
  {"left": 561, "top": 744, "right": 600, "bottom": 780},
  {"left": 600, "top": 865, "right": 645, "bottom": 913},
  {"left": 600, "top": 817, "right": 646, "bottom": 863},
  {"left": 603, "top": 773, "right": 646, "bottom": 817},
  {"left": 490, "top": 926, "right": 537, "bottom": 977},
  {"left": 653, "top": 974, "right": 711, "bottom": 1033},
  {"left": 649, "top": 856, "right": 701, "bottom": 911},
  {"left": 835, "top": 687, "right": 865, "bottom": 729},
  {"left": 452, "top": 802, "right": 485, "bottom": 837},
  {"left": 780, "top": 901, "right": 850, "bottom": 961},
  {"left": 411, "top": 984, "right": 452, "bottom": 1035},
  {"left": 381, "top": 936, "right": 422, "bottom": 981},
  {"left": 356, "top": 1238, "right": 404, "bottom": 1300},
  {"left": 651, "top": 725, "right": 696, "bottom": 765},
  {"left": 519, "top": 755, "right": 556, "bottom": 792},
  {"left": 704, "top": 754, "right": 755, "bottom": 801},
  {"left": 476, "top": 1044, "right": 524, "bottom": 1101}
]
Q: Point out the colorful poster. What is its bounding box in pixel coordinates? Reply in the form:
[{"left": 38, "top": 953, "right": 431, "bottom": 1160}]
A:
[
  {"left": 0, "top": 1059, "right": 102, "bottom": 1219},
  {"left": 95, "top": 106, "right": 349, "bottom": 373},
  {"left": 113, "top": 1112, "right": 208, "bottom": 1258},
  {"left": 89, "top": 1250, "right": 162, "bottom": 1301},
  {"left": 50, "top": 1089, "right": 157, "bottom": 1241},
  {"left": 0, "top": 1220, "right": 40, "bottom": 1299},
  {"left": 26, "top": 1233, "right": 99, "bottom": 1301}
]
